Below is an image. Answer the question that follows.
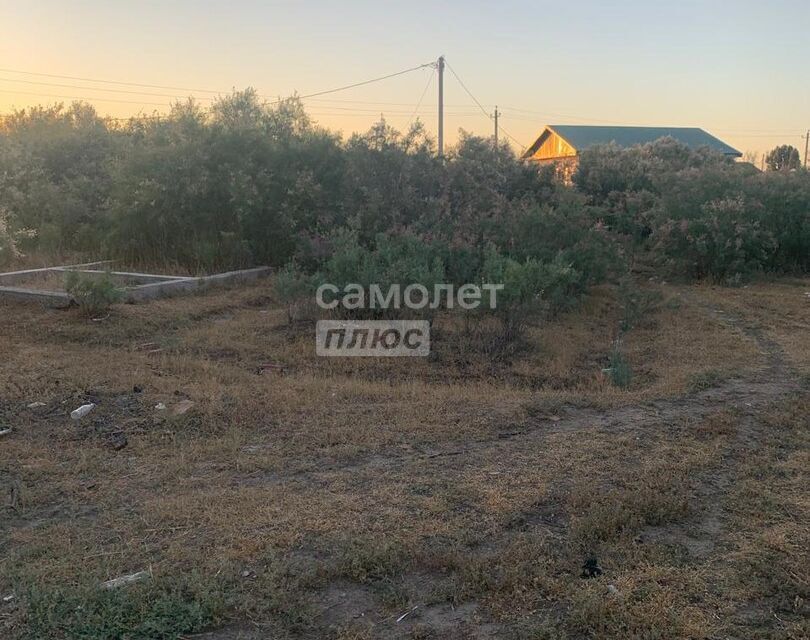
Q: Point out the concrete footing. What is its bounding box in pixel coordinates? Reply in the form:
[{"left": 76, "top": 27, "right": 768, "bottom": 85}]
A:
[
  {"left": 0, "top": 262, "right": 271, "bottom": 307},
  {"left": 0, "top": 285, "right": 74, "bottom": 307},
  {"left": 124, "top": 266, "right": 272, "bottom": 302}
]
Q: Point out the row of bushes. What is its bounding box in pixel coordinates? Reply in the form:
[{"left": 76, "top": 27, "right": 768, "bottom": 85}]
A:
[
  {"left": 1, "top": 92, "right": 808, "bottom": 293},
  {"left": 575, "top": 140, "right": 810, "bottom": 279},
  {"left": 0, "top": 94, "right": 557, "bottom": 272},
  {"left": 276, "top": 232, "right": 593, "bottom": 336}
]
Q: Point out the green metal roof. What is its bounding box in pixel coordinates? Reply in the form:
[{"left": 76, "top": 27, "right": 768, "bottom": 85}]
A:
[{"left": 547, "top": 125, "right": 742, "bottom": 157}]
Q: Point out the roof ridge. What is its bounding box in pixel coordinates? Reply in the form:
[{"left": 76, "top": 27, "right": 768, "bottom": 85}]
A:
[{"left": 524, "top": 124, "right": 741, "bottom": 159}]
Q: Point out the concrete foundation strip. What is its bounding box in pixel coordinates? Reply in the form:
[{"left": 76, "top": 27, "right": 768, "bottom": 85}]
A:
[{"left": 0, "top": 264, "right": 271, "bottom": 307}]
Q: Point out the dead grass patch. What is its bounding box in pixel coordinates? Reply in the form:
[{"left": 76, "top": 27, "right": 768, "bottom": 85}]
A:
[{"left": 1, "top": 278, "right": 807, "bottom": 639}]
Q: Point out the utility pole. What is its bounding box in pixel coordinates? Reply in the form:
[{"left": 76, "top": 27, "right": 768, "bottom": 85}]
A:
[
  {"left": 493, "top": 105, "right": 499, "bottom": 148},
  {"left": 437, "top": 55, "right": 445, "bottom": 158},
  {"left": 804, "top": 129, "right": 809, "bottom": 169}
]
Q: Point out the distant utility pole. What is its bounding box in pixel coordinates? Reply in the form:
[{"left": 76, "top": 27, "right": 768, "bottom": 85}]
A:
[
  {"left": 493, "top": 105, "right": 499, "bottom": 148},
  {"left": 437, "top": 56, "right": 445, "bottom": 158},
  {"left": 804, "top": 129, "right": 809, "bottom": 169}
]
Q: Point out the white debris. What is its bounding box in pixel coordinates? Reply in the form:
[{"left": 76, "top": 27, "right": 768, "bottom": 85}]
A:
[
  {"left": 70, "top": 403, "right": 96, "bottom": 420},
  {"left": 154, "top": 403, "right": 167, "bottom": 411},
  {"left": 2, "top": 594, "right": 14, "bottom": 603},
  {"left": 396, "top": 605, "right": 419, "bottom": 623},
  {"left": 607, "top": 584, "right": 620, "bottom": 597},
  {"left": 102, "top": 570, "right": 151, "bottom": 590},
  {"left": 27, "top": 402, "right": 46, "bottom": 409}
]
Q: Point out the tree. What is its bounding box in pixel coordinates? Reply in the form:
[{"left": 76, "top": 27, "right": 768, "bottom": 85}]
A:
[{"left": 765, "top": 145, "right": 801, "bottom": 172}]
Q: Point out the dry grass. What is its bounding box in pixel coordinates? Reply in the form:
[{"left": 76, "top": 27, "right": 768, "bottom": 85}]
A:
[
  {"left": 683, "top": 278, "right": 810, "bottom": 377},
  {"left": 0, "top": 276, "right": 807, "bottom": 639}
]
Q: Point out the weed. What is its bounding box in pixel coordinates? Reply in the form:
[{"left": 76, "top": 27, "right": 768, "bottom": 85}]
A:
[
  {"left": 274, "top": 261, "right": 314, "bottom": 325},
  {"left": 607, "top": 343, "right": 633, "bottom": 389},
  {"left": 21, "top": 575, "right": 224, "bottom": 640},
  {"left": 64, "top": 270, "right": 123, "bottom": 316}
]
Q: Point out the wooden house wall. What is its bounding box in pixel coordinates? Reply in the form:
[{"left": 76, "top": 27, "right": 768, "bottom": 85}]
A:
[{"left": 528, "top": 131, "right": 577, "bottom": 161}]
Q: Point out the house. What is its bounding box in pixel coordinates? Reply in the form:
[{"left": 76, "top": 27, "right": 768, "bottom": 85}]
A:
[{"left": 521, "top": 125, "right": 742, "bottom": 173}]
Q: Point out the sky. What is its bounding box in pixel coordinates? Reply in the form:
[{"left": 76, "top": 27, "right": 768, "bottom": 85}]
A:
[{"left": 1, "top": 0, "right": 808, "bottom": 159}]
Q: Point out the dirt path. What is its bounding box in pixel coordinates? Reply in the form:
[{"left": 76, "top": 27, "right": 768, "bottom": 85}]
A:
[
  {"left": 236, "top": 291, "right": 799, "bottom": 489},
  {"left": 201, "top": 294, "right": 804, "bottom": 638},
  {"left": 8, "top": 290, "right": 803, "bottom": 640}
]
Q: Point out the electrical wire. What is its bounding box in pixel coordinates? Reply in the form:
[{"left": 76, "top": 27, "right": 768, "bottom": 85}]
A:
[
  {"left": 2, "top": 65, "right": 800, "bottom": 143},
  {"left": 0, "top": 61, "right": 436, "bottom": 107},
  {"left": 0, "top": 76, "right": 215, "bottom": 101},
  {"left": 495, "top": 120, "right": 526, "bottom": 152},
  {"left": 406, "top": 68, "right": 435, "bottom": 128},
  {"left": 0, "top": 88, "right": 172, "bottom": 107},
  {"left": 303, "top": 97, "right": 474, "bottom": 107},
  {"left": 282, "top": 62, "right": 435, "bottom": 102},
  {"left": 444, "top": 59, "right": 525, "bottom": 150},
  {"left": 0, "top": 60, "right": 564, "bottom": 148},
  {"left": 443, "top": 60, "right": 491, "bottom": 121},
  {"left": 0, "top": 67, "right": 224, "bottom": 94},
  {"left": 0, "top": 71, "right": 483, "bottom": 111}
]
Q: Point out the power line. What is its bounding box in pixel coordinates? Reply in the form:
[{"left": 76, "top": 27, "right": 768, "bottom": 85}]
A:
[
  {"left": 2, "top": 65, "right": 798, "bottom": 142},
  {"left": 0, "top": 62, "right": 442, "bottom": 122},
  {"left": 304, "top": 97, "right": 475, "bottom": 107},
  {"left": 0, "top": 76, "right": 216, "bottom": 101},
  {"left": 494, "top": 120, "right": 526, "bottom": 151},
  {"left": 443, "top": 59, "right": 525, "bottom": 150},
  {"left": 0, "top": 61, "right": 613, "bottom": 145},
  {"left": 407, "top": 68, "right": 435, "bottom": 128},
  {"left": 0, "top": 88, "right": 172, "bottom": 107},
  {"left": 443, "top": 60, "right": 491, "bottom": 121},
  {"left": 0, "top": 62, "right": 436, "bottom": 106},
  {"left": 0, "top": 67, "right": 224, "bottom": 94},
  {"left": 287, "top": 62, "right": 435, "bottom": 102}
]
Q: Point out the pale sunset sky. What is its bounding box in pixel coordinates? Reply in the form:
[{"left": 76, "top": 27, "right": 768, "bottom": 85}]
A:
[{"left": 1, "top": 0, "right": 808, "bottom": 159}]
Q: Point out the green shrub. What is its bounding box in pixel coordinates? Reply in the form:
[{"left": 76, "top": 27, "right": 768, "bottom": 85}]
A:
[
  {"left": 3, "top": 101, "right": 808, "bottom": 286},
  {"left": 506, "top": 197, "right": 622, "bottom": 285},
  {"left": 64, "top": 271, "right": 123, "bottom": 316},
  {"left": 482, "top": 249, "right": 583, "bottom": 342},
  {"left": 274, "top": 261, "right": 315, "bottom": 325},
  {"left": 22, "top": 576, "right": 223, "bottom": 640},
  {"left": 607, "top": 343, "right": 632, "bottom": 389},
  {"left": 653, "top": 196, "right": 776, "bottom": 281},
  {"left": 316, "top": 231, "right": 446, "bottom": 319},
  {"left": 744, "top": 172, "right": 810, "bottom": 272}
]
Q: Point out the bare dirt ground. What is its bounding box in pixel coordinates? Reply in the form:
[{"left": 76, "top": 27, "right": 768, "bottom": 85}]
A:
[{"left": 0, "top": 278, "right": 807, "bottom": 639}]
